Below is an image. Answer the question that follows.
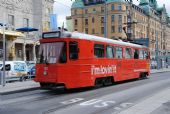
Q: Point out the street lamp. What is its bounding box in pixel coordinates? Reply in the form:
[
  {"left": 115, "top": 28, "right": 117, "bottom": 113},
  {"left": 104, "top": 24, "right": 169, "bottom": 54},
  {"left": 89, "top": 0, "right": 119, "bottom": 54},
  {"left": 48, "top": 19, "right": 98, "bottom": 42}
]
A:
[{"left": 0, "top": 22, "right": 6, "bottom": 86}]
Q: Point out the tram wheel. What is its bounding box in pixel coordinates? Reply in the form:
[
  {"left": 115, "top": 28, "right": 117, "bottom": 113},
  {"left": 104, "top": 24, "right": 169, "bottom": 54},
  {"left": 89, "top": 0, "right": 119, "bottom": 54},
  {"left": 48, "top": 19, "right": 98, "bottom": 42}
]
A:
[
  {"left": 94, "top": 78, "right": 103, "bottom": 88},
  {"left": 103, "top": 77, "right": 113, "bottom": 86},
  {"left": 140, "top": 73, "right": 148, "bottom": 79}
]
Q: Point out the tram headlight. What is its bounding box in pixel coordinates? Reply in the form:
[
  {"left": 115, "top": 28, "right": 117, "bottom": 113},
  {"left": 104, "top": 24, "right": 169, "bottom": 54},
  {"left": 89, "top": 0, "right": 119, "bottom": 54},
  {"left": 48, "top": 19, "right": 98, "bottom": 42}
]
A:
[{"left": 43, "top": 71, "right": 47, "bottom": 76}]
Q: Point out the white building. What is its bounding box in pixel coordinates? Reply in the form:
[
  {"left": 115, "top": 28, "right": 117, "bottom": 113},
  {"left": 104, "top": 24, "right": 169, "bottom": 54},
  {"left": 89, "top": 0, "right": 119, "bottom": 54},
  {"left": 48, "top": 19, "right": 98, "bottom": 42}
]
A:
[{"left": 0, "top": 0, "right": 54, "bottom": 61}]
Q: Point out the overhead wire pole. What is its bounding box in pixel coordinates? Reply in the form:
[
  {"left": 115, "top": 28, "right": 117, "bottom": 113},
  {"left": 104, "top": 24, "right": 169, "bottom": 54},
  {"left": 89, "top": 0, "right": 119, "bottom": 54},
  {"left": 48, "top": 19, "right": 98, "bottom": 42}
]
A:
[
  {"left": 104, "top": 0, "right": 108, "bottom": 38},
  {"left": 155, "top": 31, "right": 160, "bottom": 69},
  {"left": 2, "top": 14, "right": 6, "bottom": 86}
]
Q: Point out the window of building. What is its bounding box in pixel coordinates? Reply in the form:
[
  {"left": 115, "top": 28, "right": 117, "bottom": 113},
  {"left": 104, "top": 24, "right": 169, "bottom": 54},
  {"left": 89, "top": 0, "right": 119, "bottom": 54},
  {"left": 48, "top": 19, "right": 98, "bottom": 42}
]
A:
[
  {"left": 47, "top": 22, "right": 50, "bottom": 29},
  {"left": 85, "top": 28, "right": 88, "bottom": 34},
  {"left": 92, "top": 17, "right": 95, "bottom": 23},
  {"left": 124, "top": 16, "right": 126, "bottom": 23},
  {"left": 128, "top": 27, "right": 131, "bottom": 34},
  {"left": 127, "top": 16, "right": 131, "bottom": 22},
  {"left": 23, "top": 18, "right": 29, "bottom": 27},
  {"left": 101, "top": 6, "right": 104, "bottom": 13},
  {"left": 101, "top": 17, "right": 104, "bottom": 23},
  {"left": 18, "top": 49, "right": 22, "bottom": 57},
  {"left": 126, "top": 6, "right": 128, "bottom": 10},
  {"left": 118, "top": 5, "right": 122, "bottom": 11},
  {"left": 111, "top": 15, "right": 115, "bottom": 22},
  {"left": 75, "top": 19, "right": 78, "bottom": 26},
  {"left": 94, "top": 44, "right": 105, "bottom": 58},
  {"left": 8, "top": 15, "right": 14, "bottom": 26},
  {"left": 101, "top": 27, "right": 104, "bottom": 34},
  {"left": 111, "top": 26, "right": 115, "bottom": 33},
  {"left": 116, "top": 47, "right": 123, "bottom": 59},
  {"left": 125, "top": 48, "right": 131, "bottom": 59},
  {"left": 93, "top": 8, "right": 96, "bottom": 12},
  {"left": 69, "top": 42, "right": 78, "bottom": 60},
  {"left": 85, "top": 19, "right": 88, "bottom": 25},
  {"left": 111, "top": 4, "right": 115, "bottom": 11},
  {"left": 85, "top": 9, "right": 88, "bottom": 14},
  {"left": 46, "top": 8, "right": 51, "bottom": 15},
  {"left": 106, "top": 46, "right": 114, "bottom": 58},
  {"left": 139, "top": 50, "right": 144, "bottom": 59},
  {"left": 118, "top": 15, "right": 122, "bottom": 24},
  {"left": 118, "top": 25, "right": 122, "bottom": 33},
  {"left": 74, "top": 9, "right": 77, "bottom": 15},
  {"left": 134, "top": 49, "right": 139, "bottom": 59},
  {"left": 92, "top": 29, "right": 95, "bottom": 34}
]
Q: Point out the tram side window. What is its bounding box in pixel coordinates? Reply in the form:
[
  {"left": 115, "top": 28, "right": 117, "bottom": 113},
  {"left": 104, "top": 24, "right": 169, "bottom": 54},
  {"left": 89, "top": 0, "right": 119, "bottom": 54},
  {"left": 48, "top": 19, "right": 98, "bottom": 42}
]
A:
[
  {"left": 144, "top": 51, "right": 149, "bottom": 59},
  {"left": 59, "top": 43, "right": 67, "bottom": 63},
  {"left": 106, "top": 46, "right": 114, "bottom": 58},
  {"left": 69, "top": 42, "right": 79, "bottom": 60},
  {"left": 94, "top": 44, "right": 105, "bottom": 58},
  {"left": 139, "top": 50, "right": 144, "bottom": 59},
  {"left": 116, "top": 47, "right": 123, "bottom": 59},
  {"left": 125, "top": 48, "right": 131, "bottom": 59},
  {"left": 134, "top": 49, "right": 139, "bottom": 59}
]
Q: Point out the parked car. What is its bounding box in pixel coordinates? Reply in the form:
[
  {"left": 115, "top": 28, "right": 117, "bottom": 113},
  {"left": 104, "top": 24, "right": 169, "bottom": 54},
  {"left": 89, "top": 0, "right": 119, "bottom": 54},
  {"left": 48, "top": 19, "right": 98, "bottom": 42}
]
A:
[
  {"left": 0, "top": 61, "right": 28, "bottom": 82},
  {"left": 27, "top": 65, "right": 36, "bottom": 76}
]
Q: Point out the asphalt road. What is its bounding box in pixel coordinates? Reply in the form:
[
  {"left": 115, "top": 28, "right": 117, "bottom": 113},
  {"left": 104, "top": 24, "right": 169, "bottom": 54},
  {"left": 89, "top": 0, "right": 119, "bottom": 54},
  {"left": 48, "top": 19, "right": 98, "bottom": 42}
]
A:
[{"left": 0, "top": 72, "right": 170, "bottom": 114}]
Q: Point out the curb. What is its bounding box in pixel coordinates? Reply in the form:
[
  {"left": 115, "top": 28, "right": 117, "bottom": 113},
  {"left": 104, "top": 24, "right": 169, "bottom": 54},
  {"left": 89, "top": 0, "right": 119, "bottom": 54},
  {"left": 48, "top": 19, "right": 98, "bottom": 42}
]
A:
[
  {"left": 151, "top": 70, "right": 170, "bottom": 74},
  {"left": 0, "top": 86, "right": 40, "bottom": 95}
]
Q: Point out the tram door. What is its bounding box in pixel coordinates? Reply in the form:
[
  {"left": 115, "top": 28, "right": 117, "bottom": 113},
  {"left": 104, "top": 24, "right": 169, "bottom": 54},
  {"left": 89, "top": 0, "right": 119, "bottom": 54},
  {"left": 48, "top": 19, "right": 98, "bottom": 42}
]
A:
[{"left": 123, "top": 48, "right": 134, "bottom": 79}]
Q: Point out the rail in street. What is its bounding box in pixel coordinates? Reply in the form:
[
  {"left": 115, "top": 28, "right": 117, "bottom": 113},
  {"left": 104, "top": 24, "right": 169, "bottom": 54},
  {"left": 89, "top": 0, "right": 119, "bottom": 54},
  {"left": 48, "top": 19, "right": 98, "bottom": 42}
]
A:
[{"left": 0, "top": 72, "right": 170, "bottom": 114}]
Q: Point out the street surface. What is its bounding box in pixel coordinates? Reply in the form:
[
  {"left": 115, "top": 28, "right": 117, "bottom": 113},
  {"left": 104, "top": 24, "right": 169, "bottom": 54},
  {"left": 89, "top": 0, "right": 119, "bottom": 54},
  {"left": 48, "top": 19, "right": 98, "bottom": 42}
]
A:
[{"left": 0, "top": 72, "right": 170, "bottom": 114}]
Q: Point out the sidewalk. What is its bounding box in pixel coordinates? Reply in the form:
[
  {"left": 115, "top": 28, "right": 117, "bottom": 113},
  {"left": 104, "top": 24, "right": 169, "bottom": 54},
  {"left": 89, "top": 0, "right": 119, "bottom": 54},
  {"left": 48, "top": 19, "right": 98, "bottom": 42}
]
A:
[
  {"left": 150, "top": 67, "right": 170, "bottom": 74},
  {"left": 0, "top": 80, "right": 40, "bottom": 95},
  {"left": 118, "top": 88, "right": 170, "bottom": 114},
  {"left": 0, "top": 67, "right": 170, "bottom": 95}
]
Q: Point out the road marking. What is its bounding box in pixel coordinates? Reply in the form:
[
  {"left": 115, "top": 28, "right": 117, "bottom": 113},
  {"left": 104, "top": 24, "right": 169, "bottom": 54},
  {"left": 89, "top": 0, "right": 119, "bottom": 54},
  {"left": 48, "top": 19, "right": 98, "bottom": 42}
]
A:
[
  {"left": 94, "top": 101, "right": 116, "bottom": 108},
  {"left": 79, "top": 99, "right": 102, "bottom": 106},
  {"left": 60, "top": 98, "right": 84, "bottom": 105}
]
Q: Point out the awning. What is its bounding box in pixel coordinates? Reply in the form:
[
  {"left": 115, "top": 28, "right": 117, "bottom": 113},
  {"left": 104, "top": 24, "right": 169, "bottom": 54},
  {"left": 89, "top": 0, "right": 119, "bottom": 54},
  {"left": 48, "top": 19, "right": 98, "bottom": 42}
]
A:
[
  {"left": 0, "top": 29, "right": 25, "bottom": 37},
  {"left": 16, "top": 27, "right": 38, "bottom": 32}
]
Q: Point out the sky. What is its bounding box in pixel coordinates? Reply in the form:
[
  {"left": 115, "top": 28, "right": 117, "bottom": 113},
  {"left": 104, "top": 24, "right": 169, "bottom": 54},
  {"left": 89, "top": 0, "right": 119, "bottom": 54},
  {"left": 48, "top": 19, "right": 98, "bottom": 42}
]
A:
[{"left": 53, "top": 0, "right": 170, "bottom": 27}]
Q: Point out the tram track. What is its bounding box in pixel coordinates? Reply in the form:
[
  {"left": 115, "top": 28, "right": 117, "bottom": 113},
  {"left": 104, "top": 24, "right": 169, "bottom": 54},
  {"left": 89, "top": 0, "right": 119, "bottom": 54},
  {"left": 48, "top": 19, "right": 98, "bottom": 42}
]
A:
[{"left": 1, "top": 72, "right": 170, "bottom": 114}]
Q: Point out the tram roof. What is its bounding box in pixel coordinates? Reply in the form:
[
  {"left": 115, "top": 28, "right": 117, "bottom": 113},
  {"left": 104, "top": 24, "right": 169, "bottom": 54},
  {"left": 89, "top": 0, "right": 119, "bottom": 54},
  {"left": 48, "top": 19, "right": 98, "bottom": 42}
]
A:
[{"left": 68, "top": 32, "right": 147, "bottom": 49}]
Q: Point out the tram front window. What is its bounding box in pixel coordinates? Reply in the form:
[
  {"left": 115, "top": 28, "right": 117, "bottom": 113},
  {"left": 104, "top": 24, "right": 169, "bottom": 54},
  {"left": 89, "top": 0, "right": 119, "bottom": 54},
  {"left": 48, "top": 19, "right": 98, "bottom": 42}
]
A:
[{"left": 37, "top": 42, "right": 67, "bottom": 64}]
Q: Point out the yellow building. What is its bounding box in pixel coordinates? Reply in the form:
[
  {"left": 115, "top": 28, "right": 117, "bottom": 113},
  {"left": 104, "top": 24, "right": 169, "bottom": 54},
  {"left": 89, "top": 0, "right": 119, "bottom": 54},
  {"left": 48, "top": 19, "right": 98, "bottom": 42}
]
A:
[
  {"left": 0, "top": 29, "right": 25, "bottom": 60},
  {"left": 69, "top": 0, "right": 170, "bottom": 67}
]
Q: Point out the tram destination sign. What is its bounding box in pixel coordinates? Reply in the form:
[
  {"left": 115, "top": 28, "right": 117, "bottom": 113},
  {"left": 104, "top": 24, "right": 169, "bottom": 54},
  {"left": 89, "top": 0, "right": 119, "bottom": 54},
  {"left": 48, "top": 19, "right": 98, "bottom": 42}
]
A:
[
  {"left": 42, "top": 31, "right": 61, "bottom": 38},
  {"left": 83, "top": 0, "right": 105, "bottom": 6}
]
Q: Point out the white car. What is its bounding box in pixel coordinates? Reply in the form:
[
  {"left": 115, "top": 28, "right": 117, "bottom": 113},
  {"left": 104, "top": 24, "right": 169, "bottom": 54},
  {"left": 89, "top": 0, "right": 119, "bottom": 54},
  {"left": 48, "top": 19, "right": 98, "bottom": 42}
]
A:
[{"left": 0, "top": 61, "right": 28, "bottom": 81}]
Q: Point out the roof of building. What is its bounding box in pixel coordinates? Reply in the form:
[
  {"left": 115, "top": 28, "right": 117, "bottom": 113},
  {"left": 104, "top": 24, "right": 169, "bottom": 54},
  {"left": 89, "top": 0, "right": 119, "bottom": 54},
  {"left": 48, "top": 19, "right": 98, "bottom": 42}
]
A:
[
  {"left": 71, "top": 0, "right": 126, "bottom": 9},
  {"left": 71, "top": 0, "right": 84, "bottom": 9},
  {"left": 106, "top": 0, "right": 125, "bottom": 4},
  {"left": 139, "top": 0, "right": 149, "bottom": 5}
]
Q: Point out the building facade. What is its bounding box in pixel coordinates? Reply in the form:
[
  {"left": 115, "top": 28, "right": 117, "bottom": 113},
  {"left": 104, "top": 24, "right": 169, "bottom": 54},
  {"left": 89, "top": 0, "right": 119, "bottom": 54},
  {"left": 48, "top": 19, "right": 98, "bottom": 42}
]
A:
[
  {"left": 0, "top": 0, "right": 54, "bottom": 61},
  {"left": 69, "top": 0, "right": 170, "bottom": 68}
]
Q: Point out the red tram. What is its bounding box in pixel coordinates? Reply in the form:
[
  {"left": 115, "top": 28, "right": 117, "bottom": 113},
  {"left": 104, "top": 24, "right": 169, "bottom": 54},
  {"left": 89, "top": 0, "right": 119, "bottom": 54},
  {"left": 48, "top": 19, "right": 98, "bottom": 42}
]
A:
[{"left": 34, "top": 31, "right": 150, "bottom": 89}]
